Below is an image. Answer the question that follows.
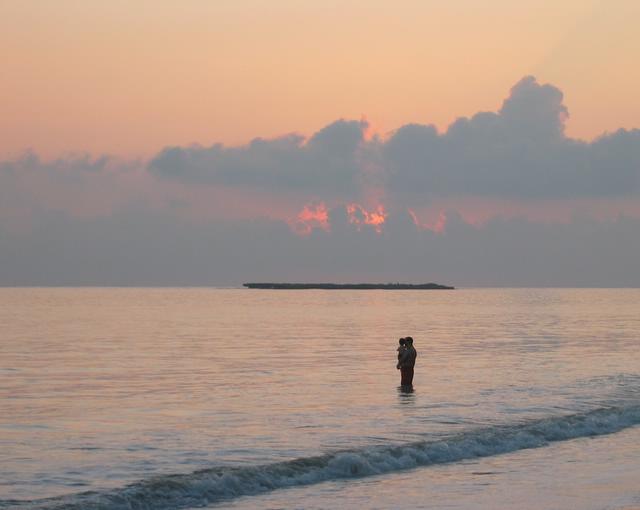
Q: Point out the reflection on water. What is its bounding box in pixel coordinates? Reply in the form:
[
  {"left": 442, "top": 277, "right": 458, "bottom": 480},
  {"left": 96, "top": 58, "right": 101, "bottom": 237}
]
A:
[
  {"left": 397, "top": 385, "right": 415, "bottom": 405},
  {"left": 0, "top": 288, "right": 639, "bottom": 502}
]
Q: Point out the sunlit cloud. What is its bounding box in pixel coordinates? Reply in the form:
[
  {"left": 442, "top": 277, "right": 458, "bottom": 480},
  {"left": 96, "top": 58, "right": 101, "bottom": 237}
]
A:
[
  {"left": 295, "top": 201, "right": 330, "bottom": 235},
  {"left": 346, "top": 204, "right": 387, "bottom": 233}
]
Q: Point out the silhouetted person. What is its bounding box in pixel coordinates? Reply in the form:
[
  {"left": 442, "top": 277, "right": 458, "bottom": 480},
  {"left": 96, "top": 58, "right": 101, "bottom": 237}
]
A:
[
  {"left": 397, "top": 336, "right": 417, "bottom": 386},
  {"left": 396, "top": 337, "right": 406, "bottom": 365}
]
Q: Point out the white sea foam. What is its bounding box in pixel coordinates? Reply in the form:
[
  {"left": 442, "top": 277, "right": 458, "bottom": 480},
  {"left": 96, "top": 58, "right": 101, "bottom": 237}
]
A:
[{"left": 5, "top": 404, "right": 639, "bottom": 510}]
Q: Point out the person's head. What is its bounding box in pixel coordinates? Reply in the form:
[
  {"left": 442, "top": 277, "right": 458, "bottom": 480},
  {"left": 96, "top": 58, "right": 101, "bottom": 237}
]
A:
[
  {"left": 405, "top": 336, "right": 414, "bottom": 345},
  {"left": 398, "top": 338, "right": 406, "bottom": 346}
]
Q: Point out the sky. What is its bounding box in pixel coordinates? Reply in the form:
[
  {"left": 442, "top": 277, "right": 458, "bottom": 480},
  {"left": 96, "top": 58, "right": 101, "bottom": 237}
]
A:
[{"left": 1, "top": 1, "right": 639, "bottom": 286}]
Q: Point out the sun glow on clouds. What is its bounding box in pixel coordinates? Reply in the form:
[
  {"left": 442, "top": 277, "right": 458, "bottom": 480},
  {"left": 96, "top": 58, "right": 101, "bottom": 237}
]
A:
[
  {"left": 295, "top": 202, "right": 389, "bottom": 235},
  {"left": 295, "top": 202, "right": 330, "bottom": 235},
  {"left": 346, "top": 203, "right": 387, "bottom": 232}
]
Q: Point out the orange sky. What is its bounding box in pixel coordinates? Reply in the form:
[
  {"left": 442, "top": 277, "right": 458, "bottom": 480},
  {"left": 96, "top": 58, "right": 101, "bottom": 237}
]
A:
[{"left": 1, "top": 0, "right": 639, "bottom": 158}]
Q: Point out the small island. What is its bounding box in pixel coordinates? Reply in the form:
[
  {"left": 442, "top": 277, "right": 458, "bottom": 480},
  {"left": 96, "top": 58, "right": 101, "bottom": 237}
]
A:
[{"left": 243, "top": 282, "right": 454, "bottom": 290}]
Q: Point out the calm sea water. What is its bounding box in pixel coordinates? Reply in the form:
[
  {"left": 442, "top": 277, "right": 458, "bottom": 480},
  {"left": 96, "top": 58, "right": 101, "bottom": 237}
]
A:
[{"left": 0, "top": 288, "right": 639, "bottom": 509}]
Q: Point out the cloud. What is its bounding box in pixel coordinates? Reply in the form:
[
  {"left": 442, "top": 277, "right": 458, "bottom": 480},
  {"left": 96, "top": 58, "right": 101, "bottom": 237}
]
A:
[
  {"left": 143, "top": 76, "right": 640, "bottom": 206},
  {"left": 149, "top": 119, "right": 368, "bottom": 199},
  {"left": 7, "top": 76, "right": 635, "bottom": 221},
  {"left": 499, "top": 75, "right": 568, "bottom": 140},
  {"left": 1, "top": 76, "right": 640, "bottom": 285},
  {"left": 0, "top": 152, "right": 149, "bottom": 232},
  {"left": 1, "top": 206, "right": 639, "bottom": 286},
  {"left": 385, "top": 76, "right": 640, "bottom": 200}
]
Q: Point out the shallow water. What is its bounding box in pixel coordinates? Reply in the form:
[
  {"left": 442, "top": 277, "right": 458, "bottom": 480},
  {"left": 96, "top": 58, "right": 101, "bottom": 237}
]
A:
[
  {"left": 0, "top": 288, "right": 638, "bottom": 509},
  {"left": 223, "top": 426, "right": 640, "bottom": 510}
]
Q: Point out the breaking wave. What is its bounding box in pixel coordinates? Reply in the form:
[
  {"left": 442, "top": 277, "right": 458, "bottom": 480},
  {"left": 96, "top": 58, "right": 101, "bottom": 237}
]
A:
[{"left": 4, "top": 404, "right": 640, "bottom": 510}]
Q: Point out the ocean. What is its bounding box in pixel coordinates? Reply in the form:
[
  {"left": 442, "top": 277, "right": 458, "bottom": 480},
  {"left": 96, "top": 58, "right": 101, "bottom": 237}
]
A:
[{"left": 0, "top": 288, "right": 639, "bottom": 509}]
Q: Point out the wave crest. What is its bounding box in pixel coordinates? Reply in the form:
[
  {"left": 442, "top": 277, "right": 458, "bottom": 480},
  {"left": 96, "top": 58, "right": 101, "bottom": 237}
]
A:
[{"left": 6, "top": 404, "right": 640, "bottom": 510}]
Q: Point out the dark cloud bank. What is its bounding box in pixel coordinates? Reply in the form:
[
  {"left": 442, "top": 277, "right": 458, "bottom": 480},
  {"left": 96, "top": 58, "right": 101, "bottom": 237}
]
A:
[
  {"left": 2, "top": 208, "right": 639, "bottom": 287},
  {"left": 149, "top": 76, "right": 640, "bottom": 202},
  {"left": 1, "top": 77, "right": 639, "bottom": 286}
]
